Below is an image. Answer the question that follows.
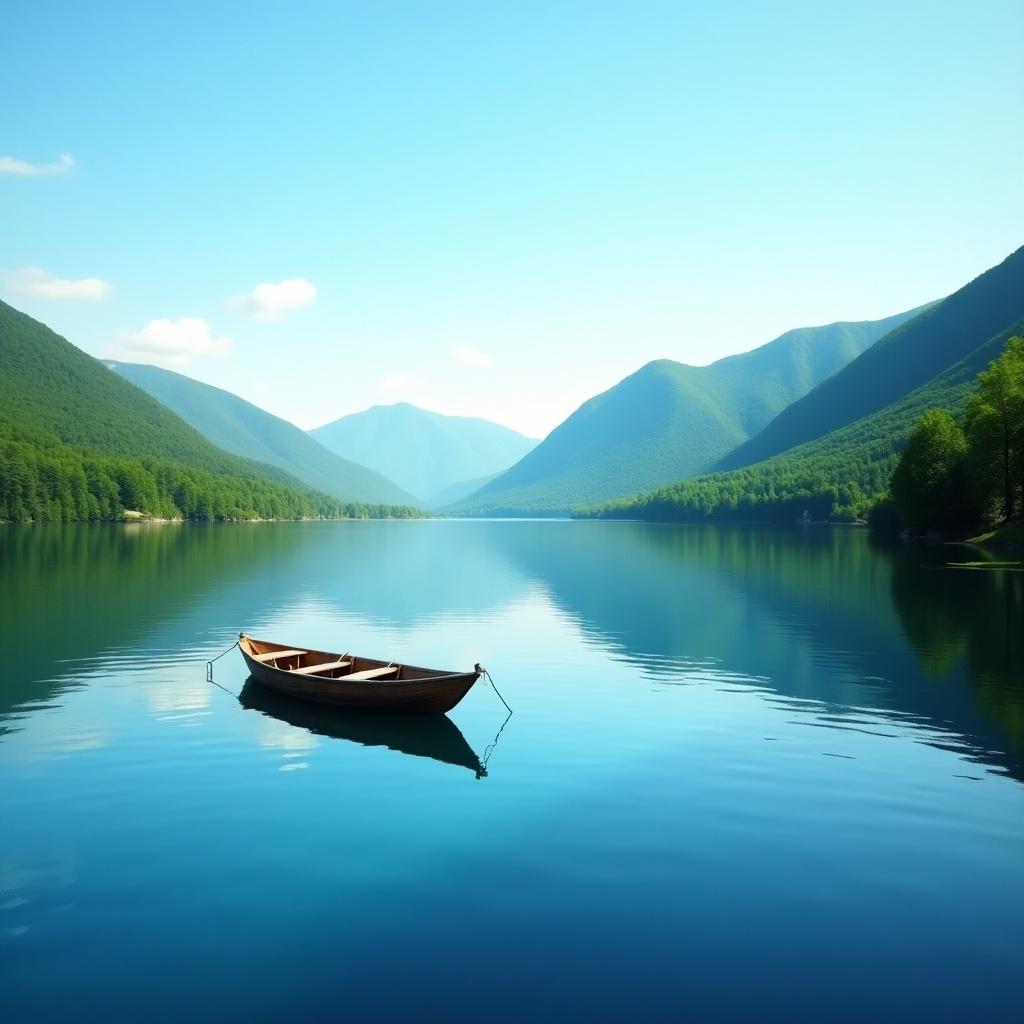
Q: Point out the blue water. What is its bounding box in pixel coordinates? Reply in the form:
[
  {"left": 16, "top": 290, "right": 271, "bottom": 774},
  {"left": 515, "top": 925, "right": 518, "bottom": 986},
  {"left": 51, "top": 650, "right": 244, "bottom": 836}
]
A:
[{"left": 1, "top": 521, "right": 1022, "bottom": 1021}]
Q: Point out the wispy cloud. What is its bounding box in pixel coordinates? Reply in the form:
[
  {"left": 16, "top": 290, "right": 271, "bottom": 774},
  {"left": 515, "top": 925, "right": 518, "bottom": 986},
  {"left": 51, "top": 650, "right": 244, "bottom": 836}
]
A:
[
  {"left": 3, "top": 266, "right": 111, "bottom": 301},
  {"left": 107, "top": 318, "right": 232, "bottom": 368},
  {"left": 228, "top": 278, "right": 317, "bottom": 320},
  {"left": 451, "top": 344, "right": 493, "bottom": 367},
  {"left": 0, "top": 153, "right": 74, "bottom": 177}
]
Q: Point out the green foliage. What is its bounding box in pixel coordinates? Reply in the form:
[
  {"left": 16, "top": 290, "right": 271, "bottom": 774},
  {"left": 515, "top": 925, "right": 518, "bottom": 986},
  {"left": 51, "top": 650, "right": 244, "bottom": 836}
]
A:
[
  {"left": 452, "top": 306, "right": 925, "bottom": 514},
  {"left": 867, "top": 496, "right": 901, "bottom": 533},
  {"left": 719, "top": 244, "right": 1024, "bottom": 470},
  {"left": 889, "top": 410, "right": 972, "bottom": 531},
  {"left": 576, "top": 462, "right": 872, "bottom": 524},
  {"left": 108, "top": 361, "right": 419, "bottom": 505},
  {"left": 0, "top": 423, "right": 424, "bottom": 523},
  {"left": 882, "top": 336, "right": 1024, "bottom": 533},
  {"left": 963, "top": 336, "right": 1024, "bottom": 520}
]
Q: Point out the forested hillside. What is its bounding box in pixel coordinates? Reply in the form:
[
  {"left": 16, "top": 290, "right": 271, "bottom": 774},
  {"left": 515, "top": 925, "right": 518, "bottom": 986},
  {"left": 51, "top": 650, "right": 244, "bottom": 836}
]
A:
[
  {"left": 451, "top": 305, "right": 925, "bottom": 515},
  {"left": 108, "top": 361, "right": 417, "bottom": 505},
  {"left": 580, "top": 322, "right": 1023, "bottom": 523},
  {"left": 0, "top": 422, "right": 367, "bottom": 522},
  {"left": 0, "top": 302, "right": 421, "bottom": 522},
  {"left": 718, "top": 245, "right": 1024, "bottom": 470},
  {"left": 1, "top": 300, "right": 287, "bottom": 477}
]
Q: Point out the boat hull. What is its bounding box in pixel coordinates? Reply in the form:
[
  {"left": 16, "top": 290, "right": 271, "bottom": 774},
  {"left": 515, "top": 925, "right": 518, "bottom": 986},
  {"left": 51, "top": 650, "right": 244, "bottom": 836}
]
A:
[{"left": 238, "top": 636, "right": 480, "bottom": 715}]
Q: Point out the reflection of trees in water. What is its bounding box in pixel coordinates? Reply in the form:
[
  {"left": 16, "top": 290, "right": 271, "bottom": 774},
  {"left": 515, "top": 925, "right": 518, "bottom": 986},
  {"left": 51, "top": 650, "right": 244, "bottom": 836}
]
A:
[
  {"left": 890, "top": 553, "right": 1024, "bottom": 760},
  {"left": 0, "top": 523, "right": 307, "bottom": 722},
  {"left": 502, "top": 522, "right": 1024, "bottom": 779}
]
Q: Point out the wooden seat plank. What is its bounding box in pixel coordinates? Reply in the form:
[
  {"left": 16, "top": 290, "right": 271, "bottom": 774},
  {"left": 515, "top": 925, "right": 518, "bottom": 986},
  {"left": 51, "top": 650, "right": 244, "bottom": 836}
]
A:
[
  {"left": 291, "top": 659, "right": 352, "bottom": 676},
  {"left": 252, "top": 648, "right": 306, "bottom": 663},
  {"left": 344, "top": 666, "right": 399, "bottom": 681}
]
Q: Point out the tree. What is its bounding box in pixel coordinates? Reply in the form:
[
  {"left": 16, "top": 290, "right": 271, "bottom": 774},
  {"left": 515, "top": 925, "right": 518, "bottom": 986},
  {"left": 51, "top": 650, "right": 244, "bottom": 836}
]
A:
[
  {"left": 963, "top": 336, "right": 1024, "bottom": 521},
  {"left": 890, "top": 409, "right": 971, "bottom": 531}
]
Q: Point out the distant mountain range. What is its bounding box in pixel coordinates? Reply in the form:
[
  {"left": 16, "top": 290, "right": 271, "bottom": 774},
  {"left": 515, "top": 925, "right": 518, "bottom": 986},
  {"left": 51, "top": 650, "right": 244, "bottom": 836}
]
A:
[
  {"left": 450, "top": 305, "right": 928, "bottom": 514},
  {"left": 581, "top": 244, "right": 1024, "bottom": 522},
  {"left": 310, "top": 402, "right": 537, "bottom": 504},
  {"left": 107, "top": 361, "right": 417, "bottom": 506},
  {"left": 5, "top": 243, "right": 1020, "bottom": 527}
]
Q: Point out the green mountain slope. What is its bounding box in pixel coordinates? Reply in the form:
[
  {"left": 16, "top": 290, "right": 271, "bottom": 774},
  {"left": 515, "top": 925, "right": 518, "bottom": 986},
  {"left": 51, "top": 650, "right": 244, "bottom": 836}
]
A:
[
  {"left": 107, "top": 361, "right": 418, "bottom": 506},
  {"left": 581, "top": 319, "right": 1024, "bottom": 523},
  {"left": 0, "top": 300, "right": 418, "bottom": 521},
  {"left": 718, "top": 245, "right": 1024, "bottom": 471},
  {"left": 0, "top": 300, "right": 283, "bottom": 477},
  {"left": 452, "top": 305, "right": 927, "bottom": 515},
  {"left": 310, "top": 402, "right": 537, "bottom": 503}
]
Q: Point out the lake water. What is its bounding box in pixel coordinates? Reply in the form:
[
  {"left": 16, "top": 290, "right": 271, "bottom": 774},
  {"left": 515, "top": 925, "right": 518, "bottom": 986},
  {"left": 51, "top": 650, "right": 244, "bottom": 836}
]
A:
[{"left": 1, "top": 521, "right": 1022, "bottom": 1022}]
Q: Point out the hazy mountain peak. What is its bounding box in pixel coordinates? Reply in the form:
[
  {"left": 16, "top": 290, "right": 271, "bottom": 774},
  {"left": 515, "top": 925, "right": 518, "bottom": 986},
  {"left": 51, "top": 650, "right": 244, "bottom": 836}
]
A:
[
  {"left": 106, "top": 361, "right": 418, "bottom": 505},
  {"left": 310, "top": 403, "right": 538, "bottom": 502}
]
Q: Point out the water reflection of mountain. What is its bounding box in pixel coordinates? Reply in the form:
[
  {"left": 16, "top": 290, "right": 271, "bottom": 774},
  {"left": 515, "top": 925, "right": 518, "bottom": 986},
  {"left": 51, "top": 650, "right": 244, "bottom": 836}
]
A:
[
  {"left": 239, "top": 680, "right": 486, "bottom": 776},
  {"left": 287, "top": 520, "right": 526, "bottom": 627},
  {"left": 5, "top": 521, "right": 1020, "bottom": 780},
  {"left": 495, "top": 522, "right": 1024, "bottom": 780}
]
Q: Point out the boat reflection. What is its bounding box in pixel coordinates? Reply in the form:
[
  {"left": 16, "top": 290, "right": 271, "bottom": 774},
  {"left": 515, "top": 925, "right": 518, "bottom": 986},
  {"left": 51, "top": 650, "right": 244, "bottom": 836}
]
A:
[{"left": 238, "top": 679, "right": 487, "bottom": 777}]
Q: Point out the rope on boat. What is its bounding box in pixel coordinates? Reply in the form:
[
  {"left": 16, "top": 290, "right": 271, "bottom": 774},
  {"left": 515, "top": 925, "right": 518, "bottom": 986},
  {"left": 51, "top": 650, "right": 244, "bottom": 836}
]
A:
[
  {"left": 205, "top": 636, "right": 241, "bottom": 697},
  {"left": 478, "top": 708, "right": 513, "bottom": 779},
  {"left": 480, "top": 667, "right": 512, "bottom": 714}
]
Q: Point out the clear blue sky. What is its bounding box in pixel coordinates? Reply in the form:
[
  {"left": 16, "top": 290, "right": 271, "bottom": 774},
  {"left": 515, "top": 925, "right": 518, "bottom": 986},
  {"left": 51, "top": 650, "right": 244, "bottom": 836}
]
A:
[{"left": 3, "top": 0, "right": 1022, "bottom": 437}]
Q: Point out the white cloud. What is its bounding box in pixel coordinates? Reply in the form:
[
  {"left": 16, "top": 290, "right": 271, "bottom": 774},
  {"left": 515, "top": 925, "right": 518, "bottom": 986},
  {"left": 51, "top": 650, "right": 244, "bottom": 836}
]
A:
[
  {"left": 107, "top": 318, "right": 232, "bottom": 368},
  {"left": 3, "top": 266, "right": 111, "bottom": 301},
  {"left": 229, "top": 278, "right": 317, "bottom": 320},
  {"left": 0, "top": 153, "right": 74, "bottom": 176},
  {"left": 451, "top": 344, "right": 493, "bottom": 367}
]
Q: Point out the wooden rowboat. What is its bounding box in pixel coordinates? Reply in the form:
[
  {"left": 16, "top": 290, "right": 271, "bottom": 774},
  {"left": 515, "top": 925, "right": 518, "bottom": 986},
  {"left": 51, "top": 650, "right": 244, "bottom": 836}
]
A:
[{"left": 238, "top": 634, "right": 482, "bottom": 715}]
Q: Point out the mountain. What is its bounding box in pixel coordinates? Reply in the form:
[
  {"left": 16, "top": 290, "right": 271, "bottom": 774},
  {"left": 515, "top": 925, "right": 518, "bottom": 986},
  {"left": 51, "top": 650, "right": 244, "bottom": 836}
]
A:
[
  {"left": 580, "top": 245, "right": 1024, "bottom": 524},
  {"left": 310, "top": 403, "right": 538, "bottom": 503},
  {"left": 582, "top": 318, "right": 1024, "bottom": 525},
  {"left": 0, "top": 300, "right": 416, "bottom": 522},
  {"left": 0, "top": 301, "right": 281, "bottom": 476},
  {"left": 106, "top": 361, "right": 417, "bottom": 506},
  {"left": 717, "top": 245, "right": 1024, "bottom": 471},
  {"left": 451, "top": 305, "right": 928, "bottom": 515}
]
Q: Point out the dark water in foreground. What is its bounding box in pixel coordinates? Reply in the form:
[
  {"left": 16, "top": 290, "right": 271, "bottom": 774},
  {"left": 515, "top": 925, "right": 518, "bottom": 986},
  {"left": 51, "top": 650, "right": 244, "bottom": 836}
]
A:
[{"left": 1, "top": 521, "right": 1022, "bottom": 1022}]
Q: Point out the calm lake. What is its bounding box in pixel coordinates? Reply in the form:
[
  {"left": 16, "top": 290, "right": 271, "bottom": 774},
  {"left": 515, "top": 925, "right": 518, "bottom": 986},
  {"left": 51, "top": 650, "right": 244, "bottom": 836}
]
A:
[{"left": 1, "top": 521, "right": 1022, "bottom": 1021}]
